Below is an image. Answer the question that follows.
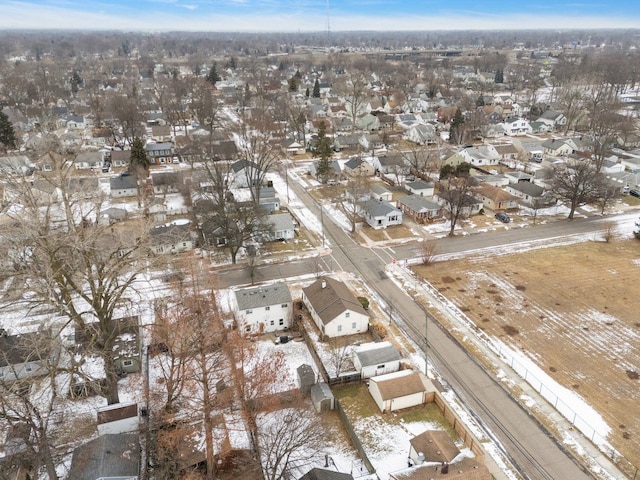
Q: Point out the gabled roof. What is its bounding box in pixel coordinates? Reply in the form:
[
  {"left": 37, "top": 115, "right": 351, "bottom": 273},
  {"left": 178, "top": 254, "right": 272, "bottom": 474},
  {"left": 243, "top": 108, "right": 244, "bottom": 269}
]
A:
[
  {"left": 300, "top": 467, "right": 354, "bottom": 480},
  {"left": 406, "top": 180, "right": 434, "bottom": 191},
  {"left": 110, "top": 174, "right": 138, "bottom": 190},
  {"left": 370, "top": 370, "right": 428, "bottom": 401},
  {"left": 235, "top": 282, "right": 292, "bottom": 310},
  {"left": 354, "top": 341, "right": 401, "bottom": 367},
  {"left": 396, "top": 195, "right": 441, "bottom": 213},
  {"left": 508, "top": 182, "right": 545, "bottom": 196},
  {"left": 475, "top": 186, "right": 519, "bottom": 202},
  {"left": 360, "top": 199, "right": 400, "bottom": 217},
  {"left": 302, "top": 277, "right": 368, "bottom": 326},
  {"left": 0, "top": 331, "right": 50, "bottom": 368}
]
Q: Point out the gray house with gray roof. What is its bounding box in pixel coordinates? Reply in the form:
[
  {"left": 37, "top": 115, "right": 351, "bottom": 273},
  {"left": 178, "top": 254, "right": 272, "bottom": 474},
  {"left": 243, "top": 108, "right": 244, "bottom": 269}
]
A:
[
  {"left": 67, "top": 433, "right": 139, "bottom": 480},
  {"left": 353, "top": 341, "right": 401, "bottom": 378},
  {"left": 359, "top": 198, "right": 402, "bottom": 229},
  {"left": 234, "top": 282, "right": 292, "bottom": 334}
]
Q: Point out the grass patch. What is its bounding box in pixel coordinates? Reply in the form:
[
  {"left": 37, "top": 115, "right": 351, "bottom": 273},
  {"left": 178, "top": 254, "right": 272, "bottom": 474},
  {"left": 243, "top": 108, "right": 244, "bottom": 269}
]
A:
[
  {"left": 334, "top": 384, "right": 378, "bottom": 418},
  {"left": 386, "top": 224, "right": 415, "bottom": 240}
]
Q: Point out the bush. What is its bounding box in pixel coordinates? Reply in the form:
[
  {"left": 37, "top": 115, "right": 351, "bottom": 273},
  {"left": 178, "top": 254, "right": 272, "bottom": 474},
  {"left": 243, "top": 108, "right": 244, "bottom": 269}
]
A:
[
  {"left": 357, "top": 296, "right": 369, "bottom": 310},
  {"left": 370, "top": 322, "right": 387, "bottom": 339}
]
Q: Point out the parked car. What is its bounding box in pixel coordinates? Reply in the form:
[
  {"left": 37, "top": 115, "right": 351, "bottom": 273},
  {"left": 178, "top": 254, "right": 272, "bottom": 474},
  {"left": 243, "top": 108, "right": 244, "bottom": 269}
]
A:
[
  {"left": 630, "top": 189, "right": 640, "bottom": 198},
  {"left": 495, "top": 212, "right": 511, "bottom": 223}
]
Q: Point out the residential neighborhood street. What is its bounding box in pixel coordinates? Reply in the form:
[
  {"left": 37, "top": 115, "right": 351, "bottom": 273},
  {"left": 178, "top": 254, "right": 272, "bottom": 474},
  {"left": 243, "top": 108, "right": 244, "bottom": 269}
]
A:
[{"left": 212, "top": 178, "right": 636, "bottom": 480}]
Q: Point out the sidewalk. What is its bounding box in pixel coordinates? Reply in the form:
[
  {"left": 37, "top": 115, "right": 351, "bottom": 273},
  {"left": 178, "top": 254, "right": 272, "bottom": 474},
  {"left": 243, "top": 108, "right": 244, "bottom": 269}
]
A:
[{"left": 389, "top": 263, "right": 627, "bottom": 480}]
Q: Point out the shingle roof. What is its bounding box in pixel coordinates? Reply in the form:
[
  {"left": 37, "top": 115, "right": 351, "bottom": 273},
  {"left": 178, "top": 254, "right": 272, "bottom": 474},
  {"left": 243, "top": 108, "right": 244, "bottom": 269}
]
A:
[
  {"left": 300, "top": 468, "right": 354, "bottom": 480},
  {"left": 370, "top": 370, "right": 427, "bottom": 401},
  {"left": 67, "top": 433, "right": 140, "bottom": 480},
  {"left": 354, "top": 341, "right": 401, "bottom": 367},
  {"left": 235, "top": 282, "right": 292, "bottom": 310},
  {"left": 302, "top": 277, "right": 368, "bottom": 326},
  {"left": 396, "top": 195, "right": 441, "bottom": 213},
  {"left": 409, "top": 430, "right": 460, "bottom": 463},
  {"left": 360, "top": 199, "right": 399, "bottom": 217}
]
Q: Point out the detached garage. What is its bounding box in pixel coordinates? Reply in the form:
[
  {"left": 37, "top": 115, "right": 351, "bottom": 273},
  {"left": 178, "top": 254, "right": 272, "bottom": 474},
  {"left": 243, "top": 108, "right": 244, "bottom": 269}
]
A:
[
  {"left": 368, "top": 370, "right": 435, "bottom": 413},
  {"left": 353, "top": 341, "right": 401, "bottom": 379}
]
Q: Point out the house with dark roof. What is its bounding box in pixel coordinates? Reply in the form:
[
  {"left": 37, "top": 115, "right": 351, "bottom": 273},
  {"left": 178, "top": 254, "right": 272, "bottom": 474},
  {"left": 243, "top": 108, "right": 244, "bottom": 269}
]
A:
[
  {"left": 353, "top": 341, "right": 401, "bottom": 378},
  {"left": 301, "top": 277, "right": 369, "bottom": 338},
  {"left": 343, "top": 157, "right": 375, "bottom": 177},
  {"left": 263, "top": 213, "right": 295, "bottom": 242},
  {"left": 233, "top": 282, "right": 292, "bottom": 334},
  {"left": 67, "top": 433, "right": 140, "bottom": 480},
  {"left": 404, "top": 180, "right": 435, "bottom": 197},
  {"left": 505, "top": 182, "right": 551, "bottom": 207},
  {"left": 230, "top": 159, "right": 260, "bottom": 188},
  {"left": 145, "top": 141, "right": 175, "bottom": 165},
  {"left": 0, "top": 330, "right": 56, "bottom": 382},
  {"left": 73, "top": 151, "right": 103, "bottom": 170},
  {"left": 359, "top": 198, "right": 402, "bottom": 229},
  {"left": 149, "top": 223, "right": 194, "bottom": 255},
  {"left": 299, "top": 468, "right": 354, "bottom": 480},
  {"left": 110, "top": 174, "right": 138, "bottom": 198}
]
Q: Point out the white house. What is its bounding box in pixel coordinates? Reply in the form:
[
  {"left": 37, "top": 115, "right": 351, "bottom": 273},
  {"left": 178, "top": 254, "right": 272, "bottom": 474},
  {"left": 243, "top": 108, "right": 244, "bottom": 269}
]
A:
[
  {"left": 74, "top": 151, "right": 104, "bottom": 170},
  {"left": 359, "top": 199, "right": 403, "bottom": 229},
  {"left": 234, "top": 282, "right": 292, "bottom": 334},
  {"left": 404, "top": 124, "right": 437, "bottom": 145},
  {"left": 367, "top": 369, "right": 435, "bottom": 412},
  {"left": 0, "top": 330, "right": 54, "bottom": 382},
  {"left": 500, "top": 117, "right": 532, "bottom": 136},
  {"left": 301, "top": 277, "right": 369, "bottom": 338},
  {"left": 353, "top": 341, "right": 401, "bottom": 379},
  {"left": 405, "top": 180, "right": 435, "bottom": 197},
  {"left": 149, "top": 224, "right": 194, "bottom": 255},
  {"left": 110, "top": 174, "right": 138, "bottom": 198},
  {"left": 263, "top": 213, "right": 295, "bottom": 242}
]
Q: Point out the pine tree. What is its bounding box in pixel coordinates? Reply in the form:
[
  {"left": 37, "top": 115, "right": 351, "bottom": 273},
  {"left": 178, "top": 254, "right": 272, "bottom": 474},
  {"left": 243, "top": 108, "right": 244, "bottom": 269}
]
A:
[
  {"left": 313, "top": 121, "right": 333, "bottom": 184},
  {"left": 206, "top": 62, "right": 220, "bottom": 85},
  {"left": 0, "top": 111, "right": 17, "bottom": 151},
  {"left": 129, "top": 137, "right": 150, "bottom": 173},
  {"left": 312, "top": 78, "right": 321, "bottom": 98},
  {"left": 495, "top": 69, "right": 504, "bottom": 84},
  {"left": 305, "top": 87, "right": 310, "bottom": 98},
  {"left": 449, "top": 109, "right": 465, "bottom": 145}
]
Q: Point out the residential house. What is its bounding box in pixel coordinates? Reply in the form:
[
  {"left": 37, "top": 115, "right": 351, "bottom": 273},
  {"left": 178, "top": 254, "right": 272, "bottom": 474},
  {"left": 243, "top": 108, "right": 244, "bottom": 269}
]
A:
[
  {"left": 333, "top": 134, "right": 361, "bottom": 152},
  {"left": 367, "top": 370, "right": 435, "bottom": 413},
  {"left": 0, "top": 330, "right": 55, "bottom": 382},
  {"left": 504, "top": 171, "right": 533, "bottom": 184},
  {"left": 618, "top": 154, "right": 640, "bottom": 172},
  {"left": 505, "top": 182, "right": 550, "bottom": 207},
  {"left": 29, "top": 179, "right": 59, "bottom": 205},
  {"left": 359, "top": 133, "right": 382, "bottom": 151},
  {"left": 151, "top": 125, "right": 172, "bottom": 143},
  {"left": 537, "top": 109, "right": 567, "bottom": 129},
  {"left": 36, "top": 151, "right": 65, "bottom": 172},
  {"left": 210, "top": 140, "right": 239, "bottom": 162},
  {"left": 149, "top": 223, "right": 194, "bottom": 255},
  {"left": 110, "top": 174, "right": 138, "bottom": 198},
  {"left": 462, "top": 144, "right": 500, "bottom": 167},
  {"left": 370, "top": 184, "right": 393, "bottom": 202},
  {"left": 409, "top": 430, "right": 459, "bottom": 465},
  {"left": 405, "top": 180, "right": 435, "bottom": 197},
  {"left": 309, "top": 160, "right": 342, "bottom": 182},
  {"left": 404, "top": 124, "right": 437, "bottom": 145},
  {"left": 396, "top": 195, "right": 442, "bottom": 223},
  {"left": 109, "top": 150, "right": 131, "bottom": 168},
  {"left": 390, "top": 458, "right": 491, "bottom": 480},
  {"left": 472, "top": 173, "right": 510, "bottom": 188},
  {"left": 356, "top": 113, "right": 380, "bottom": 131},
  {"left": 332, "top": 117, "right": 353, "bottom": 132},
  {"left": 146, "top": 142, "right": 175, "bottom": 165},
  {"left": 74, "top": 151, "right": 103, "bottom": 170},
  {"left": 344, "top": 157, "right": 375, "bottom": 177},
  {"left": 542, "top": 138, "right": 574, "bottom": 157},
  {"left": 360, "top": 199, "right": 403, "bottom": 229},
  {"left": 264, "top": 213, "right": 295, "bottom": 242},
  {"left": 285, "top": 139, "right": 306, "bottom": 155},
  {"left": 500, "top": 117, "right": 532, "bottom": 136},
  {"left": 376, "top": 152, "right": 409, "bottom": 176},
  {"left": 299, "top": 468, "right": 354, "bottom": 480},
  {"left": 601, "top": 158, "right": 625, "bottom": 174},
  {"left": 233, "top": 282, "right": 292, "bottom": 334},
  {"left": 257, "top": 186, "right": 281, "bottom": 213},
  {"left": 67, "top": 433, "right": 140, "bottom": 480},
  {"left": 152, "top": 171, "right": 184, "bottom": 196},
  {"left": 230, "top": 159, "right": 260, "bottom": 188},
  {"left": 353, "top": 341, "right": 401, "bottom": 379},
  {"left": 301, "top": 277, "right": 369, "bottom": 338},
  {"left": 0, "top": 155, "right": 35, "bottom": 175},
  {"left": 98, "top": 207, "right": 128, "bottom": 226},
  {"left": 493, "top": 143, "right": 520, "bottom": 163},
  {"left": 475, "top": 186, "right": 519, "bottom": 212}
]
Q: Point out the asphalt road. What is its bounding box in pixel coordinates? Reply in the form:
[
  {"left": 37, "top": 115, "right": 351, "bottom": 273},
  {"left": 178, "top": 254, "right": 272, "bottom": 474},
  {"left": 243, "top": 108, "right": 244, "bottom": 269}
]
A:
[{"left": 213, "top": 181, "right": 629, "bottom": 479}]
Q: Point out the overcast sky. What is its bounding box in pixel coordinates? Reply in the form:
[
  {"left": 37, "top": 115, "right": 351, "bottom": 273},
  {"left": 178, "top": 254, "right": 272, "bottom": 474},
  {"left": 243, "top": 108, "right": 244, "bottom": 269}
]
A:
[{"left": 0, "top": 0, "right": 638, "bottom": 31}]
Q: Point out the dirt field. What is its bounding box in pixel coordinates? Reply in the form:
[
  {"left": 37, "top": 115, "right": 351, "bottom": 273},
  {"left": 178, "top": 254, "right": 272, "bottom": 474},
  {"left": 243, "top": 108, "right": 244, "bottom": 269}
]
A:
[{"left": 413, "top": 239, "right": 640, "bottom": 473}]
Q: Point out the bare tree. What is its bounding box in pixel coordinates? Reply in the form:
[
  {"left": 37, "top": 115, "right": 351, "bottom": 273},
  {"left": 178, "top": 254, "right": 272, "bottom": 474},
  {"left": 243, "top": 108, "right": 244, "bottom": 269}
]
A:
[
  {"left": 0, "top": 165, "right": 157, "bottom": 405},
  {"left": 550, "top": 158, "right": 606, "bottom": 220},
  {"left": 602, "top": 221, "right": 616, "bottom": 243},
  {"left": 438, "top": 175, "right": 477, "bottom": 236},
  {"left": 420, "top": 238, "right": 439, "bottom": 265},
  {"left": 258, "top": 405, "right": 327, "bottom": 480},
  {"left": 341, "top": 173, "right": 370, "bottom": 234},
  {"left": 325, "top": 337, "right": 351, "bottom": 378}
]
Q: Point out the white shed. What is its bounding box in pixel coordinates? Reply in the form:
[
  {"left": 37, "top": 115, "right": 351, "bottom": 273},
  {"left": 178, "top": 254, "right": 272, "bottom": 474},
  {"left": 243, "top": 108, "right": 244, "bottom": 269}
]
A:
[
  {"left": 368, "top": 370, "right": 434, "bottom": 413},
  {"left": 353, "top": 341, "right": 401, "bottom": 379}
]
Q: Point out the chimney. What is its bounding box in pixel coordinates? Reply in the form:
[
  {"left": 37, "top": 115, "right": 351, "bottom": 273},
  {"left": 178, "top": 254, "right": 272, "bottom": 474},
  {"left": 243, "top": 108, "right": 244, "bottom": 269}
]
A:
[
  {"left": 441, "top": 462, "right": 449, "bottom": 474},
  {"left": 321, "top": 279, "right": 327, "bottom": 289}
]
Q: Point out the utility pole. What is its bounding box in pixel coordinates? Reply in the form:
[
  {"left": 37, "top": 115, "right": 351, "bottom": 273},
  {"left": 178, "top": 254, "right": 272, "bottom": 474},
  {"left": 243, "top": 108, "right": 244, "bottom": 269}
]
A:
[
  {"left": 424, "top": 311, "right": 429, "bottom": 377},
  {"left": 320, "top": 203, "right": 325, "bottom": 248}
]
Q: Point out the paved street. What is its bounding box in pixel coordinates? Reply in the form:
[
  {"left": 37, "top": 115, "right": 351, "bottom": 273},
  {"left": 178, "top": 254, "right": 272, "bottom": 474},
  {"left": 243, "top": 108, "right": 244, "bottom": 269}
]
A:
[{"left": 215, "top": 179, "right": 638, "bottom": 479}]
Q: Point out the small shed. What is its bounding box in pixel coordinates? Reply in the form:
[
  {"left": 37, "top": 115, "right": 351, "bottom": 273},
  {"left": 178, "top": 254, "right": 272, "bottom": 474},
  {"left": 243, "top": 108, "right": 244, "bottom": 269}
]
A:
[
  {"left": 297, "top": 364, "right": 316, "bottom": 396},
  {"left": 310, "top": 382, "right": 334, "bottom": 413},
  {"left": 368, "top": 370, "right": 435, "bottom": 413},
  {"left": 97, "top": 402, "right": 139, "bottom": 436},
  {"left": 353, "top": 341, "right": 401, "bottom": 379}
]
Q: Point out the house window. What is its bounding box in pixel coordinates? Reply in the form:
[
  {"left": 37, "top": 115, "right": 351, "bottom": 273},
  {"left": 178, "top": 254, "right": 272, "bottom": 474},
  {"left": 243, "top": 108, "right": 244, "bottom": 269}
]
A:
[
  {"left": 123, "top": 360, "right": 133, "bottom": 367},
  {"left": 279, "top": 319, "right": 284, "bottom": 326},
  {"left": 337, "top": 325, "right": 342, "bottom": 332},
  {"left": 25, "top": 364, "right": 32, "bottom": 372},
  {"left": 246, "top": 309, "right": 253, "bottom": 314},
  {"left": 281, "top": 304, "right": 288, "bottom": 308},
  {"left": 345, "top": 312, "right": 350, "bottom": 318},
  {"left": 265, "top": 306, "right": 270, "bottom": 311},
  {"left": 270, "top": 320, "right": 274, "bottom": 326},
  {"left": 352, "top": 322, "right": 357, "bottom": 329},
  {"left": 377, "top": 364, "right": 385, "bottom": 369}
]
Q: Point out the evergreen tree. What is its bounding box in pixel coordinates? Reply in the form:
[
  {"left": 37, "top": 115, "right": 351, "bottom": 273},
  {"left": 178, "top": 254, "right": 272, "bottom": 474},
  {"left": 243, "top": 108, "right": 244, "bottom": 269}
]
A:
[
  {"left": 206, "top": 62, "right": 220, "bottom": 85},
  {"left": 495, "top": 69, "right": 504, "bottom": 84},
  {"left": 0, "top": 111, "right": 17, "bottom": 151},
  {"left": 312, "top": 78, "right": 321, "bottom": 98},
  {"left": 305, "top": 87, "right": 310, "bottom": 98},
  {"left": 129, "top": 137, "right": 150, "bottom": 173},
  {"left": 449, "top": 109, "right": 466, "bottom": 145},
  {"left": 70, "top": 71, "right": 83, "bottom": 95},
  {"left": 313, "top": 121, "right": 333, "bottom": 184}
]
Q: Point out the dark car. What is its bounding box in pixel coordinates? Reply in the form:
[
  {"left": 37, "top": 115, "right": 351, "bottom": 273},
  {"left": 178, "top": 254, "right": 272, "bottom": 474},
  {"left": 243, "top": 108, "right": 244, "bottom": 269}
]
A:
[
  {"left": 630, "top": 189, "right": 640, "bottom": 198},
  {"left": 495, "top": 212, "right": 511, "bottom": 223}
]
